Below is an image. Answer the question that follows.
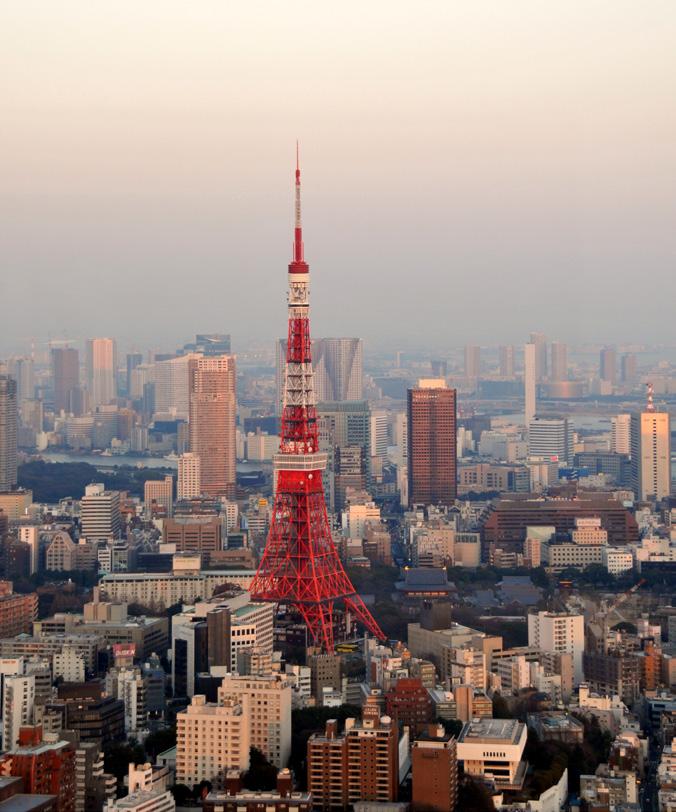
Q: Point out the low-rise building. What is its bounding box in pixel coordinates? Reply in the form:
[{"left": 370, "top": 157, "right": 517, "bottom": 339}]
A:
[{"left": 456, "top": 718, "right": 527, "bottom": 791}]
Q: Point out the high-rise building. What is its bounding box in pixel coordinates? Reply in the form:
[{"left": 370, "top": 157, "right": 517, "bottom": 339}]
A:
[
  {"left": 275, "top": 337, "right": 363, "bottom": 410},
  {"left": 621, "top": 353, "right": 637, "bottom": 385},
  {"left": 630, "top": 386, "right": 671, "bottom": 502},
  {"left": 125, "top": 353, "right": 143, "bottom": 396},
  {"left": 464, "top": 345, "right": 480, "bottom": 379},
  {"left": 0, "top": 376, "right": 18, "bottom": 491},
  {"left": 600, "top": 347, "right": 617, "bottom": 385},
  {"left": 250, "top": 158, "right": 383, "bottom": 651},
  {"left": 528, "top": 610, "right": 584, "bottom": 683},
  {"left": 175, "top": 694, "right": 250, "bottom": 788},
  {"left": 318, "top": 401, "right": 371, "bottom": 511},
  {"left": 550, "top": 341, "right": 568, "bottom": 382},
  {"left": 411, "top": 724, "right": 458, "bottom": 812},
  {"left": 407, "top": 380, "right": 457, "bottom": 506},
  {"left": 86, "top": 339, "right": 117, "bottom": 408},
  {"left": 527, "top": 416, "right": 574, "bottom": 465},
  {"left": 177, "top": 453, "right": 201, "bottom": 500},
  {"left": 9, "top": 358, "right": 34, "bottom": 404},
  {"left": 144, "top": 476, "right": 174, "bottom": 517},
  {"left": 611, "top": 414, "right": 631, "bottom": 455},
  {"left": 2, "top": 675, "right": 35, "bottom": 749},
  {"left": 188, "top": 356, "right": 236, "bottom": 498},
  {"left": 217, "top": 674, "right": 292, "bottom": 768},
  {"left": 523, "top": 343, "right": 537, "bottom": 428},
  {"left": 307, "top": 701, "right": 401, "bottom": 809},
  {"left": 80, "top": 484, "right": 121, "bottom": 540},
  {"left": 529, "top": 332, "right": 547, "bottom": 381},
  {"left": 498, "top": 345, "right": 515, "bottom": 378},
  {"left": 370, "top": 410, "right": 389, "bottom": 460}
]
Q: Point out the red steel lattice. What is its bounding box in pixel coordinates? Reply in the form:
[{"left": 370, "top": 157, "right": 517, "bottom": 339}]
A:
[{"left": 249, "top": 151, "right": 384, "bottom": 651}]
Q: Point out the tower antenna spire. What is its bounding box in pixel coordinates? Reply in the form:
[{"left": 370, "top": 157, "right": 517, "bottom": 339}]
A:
[
  {"left": 293, "top": 141, "right": 303, "bottom": 262},
  {"left": 646, "top": 382, "right": 655, "bottom": 412}
]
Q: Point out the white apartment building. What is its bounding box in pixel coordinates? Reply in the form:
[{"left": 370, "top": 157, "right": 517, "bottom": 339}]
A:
[
  {"left": 2, "top": 674, "right": 34, "bottom": 749},
  {"left": 611, "top": 414, "right": 631, "bottom": 455},
  {"left": 80, "top": 484, "right": 121, "bottom": 540},
  {"left": 176, "top": 694, "right": 250, "bottom": 788},
  {"left": 177, "top": 453, "right": 201, "bottom": 500},
  {"left": 602, "top": 547, "right": 634, "bottom": 576},
  {"left": 217, "top": 674, "right": 292, "bottom": 767},
  {"left": 528, "top": 611, "right": 584, "bottom": 684}
]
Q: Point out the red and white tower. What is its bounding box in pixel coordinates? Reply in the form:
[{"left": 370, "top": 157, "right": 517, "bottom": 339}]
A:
[{"left": 249, "top": 151, "right": 384, "bottom": 651}]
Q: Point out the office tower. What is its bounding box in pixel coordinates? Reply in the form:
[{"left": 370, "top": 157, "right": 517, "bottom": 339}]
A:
[
  {"left": 529, "top": 332, "right": 547, "bottom": 381},
  {"left": 144, "top": 476, "right": 173, "bottom": 517},
  {"left": 430, "top": 359, "right": 448, "bottom": 378},
  {"left": 86, "top": 338, "right": 117, "bottom": 407},
  {"left": 151, "top": 353, "right": 202, "bottom": 420},
  {"left": 250, "top": 157, "right": 383, "bottom": 651},
  {"left": 318, "top": 401, "right": 371, "bottom": 510},
  {"left": 125, "top": 353, "right": 143, "bottom": 396},
  {"left": 611, "top": 414, "right": 631, "bottom": 455},
  {"left": 464, "top": 344, "right": 480, "bottom": 379},
  {"left": 18, "top": 526, "right": 39, "bottom": 575},
  {"left": 370, "top": 409, "right": 388, "bottom": 459},
  {"left": 523, "top": 343, "right": 537, "bottom": 428},
  {"left": 550, "top": 341, "right": 568, "bottom": 382},
  {"left": 528, "top": 610, "right": 584, "bottom": 683},
  {"left": 163, "top": 516, "right": 221, "bottom": 557},
  {"left": 407, "top": 380, "right": 457, "bottom": 506},
  {"left": 599, "top": 346, "right": 617, "bottom": 385},
  {"left": 276, "top": 337, "right": 363, "bottom": 410},
  {"left": 188, "top": 356, "right": 236, "bottom": 498},
  {"left": 411, "top": 724, "right": 458, "bottom": 812},
  {"left": 2, "top": 674, "right": 35, "bottom": 748},
  {"left": 177, "top": 452, "right": 201, "bottom": 500},
  {"left": 175, "top": 694, "right": 250, "bottom": 788},
  {"left": 181, "top": 334, "right": 231, "bottom": 356},
  {"left": 499, "top": 345, "right": 515, "bottom": 378},
  {"left": 0, "top": 377, "right": 18, "bottom": 491},
  {"left": 9, "top": 358, "right": 34, "bottom": 404},
  {"left": 621, "top": 353, "right": 637, "bottom": 385},
  {"left": 217, "top": 675, "right": 292, "bottom": 768},
  {"left": 80, "top": 484, "right": 121, "bottom": 540},
  {"left": 630, "top": 384, "right": 671, "bottom": 502},
  {"left": 528, "top": 416, "right": 574, "bottom": 464}
]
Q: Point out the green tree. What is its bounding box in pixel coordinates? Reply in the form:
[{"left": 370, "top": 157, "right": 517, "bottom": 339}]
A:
[{"left": 243, "top": 747, "right": 278, "bottom": 791}]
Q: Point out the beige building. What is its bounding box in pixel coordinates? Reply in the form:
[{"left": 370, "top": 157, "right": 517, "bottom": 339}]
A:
[
  {"left": 0, "top": 490, "right": 32, "bottom": 522},
  {"left": 631, "top": 408, "right": 671, "bottom": 502},
  {"left": 177, "top": 453, "right": 201, "bottom": 500},
  {"left": 176, "top": 694, "right": 250, "bottom": 788},
  {"left": 86, "top": 338, "right": 117, "bottom": 408},
  {"left": 457, "top": 718, "right": 527, "bottom": 790},
  {"left": 217, "top": 674, "right": 292, "bottom": 767},
  {"left": 144, "top": 476, "right": 173, "bottom": 517},
  {"left": 571, "top": 517, "right": 608, "bottom": 545}
]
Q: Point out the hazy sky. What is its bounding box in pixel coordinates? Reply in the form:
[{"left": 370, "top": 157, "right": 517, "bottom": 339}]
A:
[{"left": 2, "top": 1, "right": 676, "bottom": 355}]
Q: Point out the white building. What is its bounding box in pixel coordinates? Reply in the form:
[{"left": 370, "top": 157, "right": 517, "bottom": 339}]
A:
[
  {"left": 175, "top": 694, "right": 250, "bottom": 788},
  {"left": 457, "top": 718, "right": 527, "bottom": 790},
  {"left": 611, "top": 414, "right": 631, "bottom": 455},
  {"left": 528, "top": 417, "right": 574, "bottom": 465},
  {"left": 528, "top": 611, "right": 585, "bottom": 684},
  {"left": 370, "top": 411, "right": 389, "bottom": 459},
  {"left": 80, "top": 483, "right": 121, "bottom": 540},
  {"left": 602, "top": 547, "right": 634, "bottom": 576},
  {"left": 217, "top": 674, "right": 292, "bottom": 768},
  {"left": 2, "top": 674, "right": 34, "bottom": 749},
  {"left": 177, "top": 453, "right": 201, "bottom": 500},
  {"left": 105, "top": 763, "right": 175, "bottom": 812},
  {"left": 53, "top": 647, "right": 85, "bottom": 682},
  {"left": 571, "top": 517, "right": 608, "bottom": 546},
  {"left": 343, "top": 501, "right": 381, "bottom": 540}
]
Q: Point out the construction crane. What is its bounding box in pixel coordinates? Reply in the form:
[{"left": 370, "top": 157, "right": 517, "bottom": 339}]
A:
[{"left": 598, "top": 579, "right": 646, "bottom": 653}]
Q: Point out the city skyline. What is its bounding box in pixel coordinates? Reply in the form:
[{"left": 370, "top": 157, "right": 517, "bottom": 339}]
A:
[{"left": 2, "top": 2, "right": 676, "bottom": 352}]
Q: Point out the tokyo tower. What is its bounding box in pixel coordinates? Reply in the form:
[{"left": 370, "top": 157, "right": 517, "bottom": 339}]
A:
[{"left": 249, "top": 150, "right": 385, "bottom": 652}]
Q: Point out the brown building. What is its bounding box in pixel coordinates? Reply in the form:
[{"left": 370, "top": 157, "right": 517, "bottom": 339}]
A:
[
  {"left": 482, "top": 494, "right": 638, "bottom": 558},
  {"left": 307, "top": 652, "right": 342, "bottom": 707},
  {"left": 0, "top": 582, "right": 37, "bottom": 638},
  {"left": 385, "top": 678, "right": 434, "bottom": 737},
  {"left": 0, "top": 726, "right": 76, "bottom": 812},
  {"left": 201, "top": 769, "right": 311, "bottom": 812},
  {"left": 307, "top": 700, "right": 400, "bottom": 810},
  {"left": 163, "top": 516, "right": 222, "bottom": 559},
  {"left": 411, "top": 724, "right": 458, "bottom": 812},
  {"left": 407, "top": 382, "right": 457, "bottom": 506},
  {"left": 188, "top": 357, "right": 236, "bottom": 498},
  {"left": 52, "top": 348, "right": 79, "bottom": 415},
  {"left": 582, "top": 651, "right": 640, "bottom": 705}
]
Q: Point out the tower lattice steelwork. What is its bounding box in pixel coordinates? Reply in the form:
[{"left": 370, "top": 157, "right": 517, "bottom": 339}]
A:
[{"left": 249, "top": 152, "right": 384, "bottom": 651}]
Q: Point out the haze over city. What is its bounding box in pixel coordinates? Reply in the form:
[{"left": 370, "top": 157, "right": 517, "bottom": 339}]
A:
[{"left": 2, "top": 1, "right": 676, "bottom": 352}]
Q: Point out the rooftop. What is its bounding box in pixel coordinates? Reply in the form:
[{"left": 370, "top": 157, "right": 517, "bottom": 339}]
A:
[
  {"left": 0, "top": 796, "right": 58, "bottom": 812},
  {"left": 458, "top": 718, "right": 524, "bottom": 745}
]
